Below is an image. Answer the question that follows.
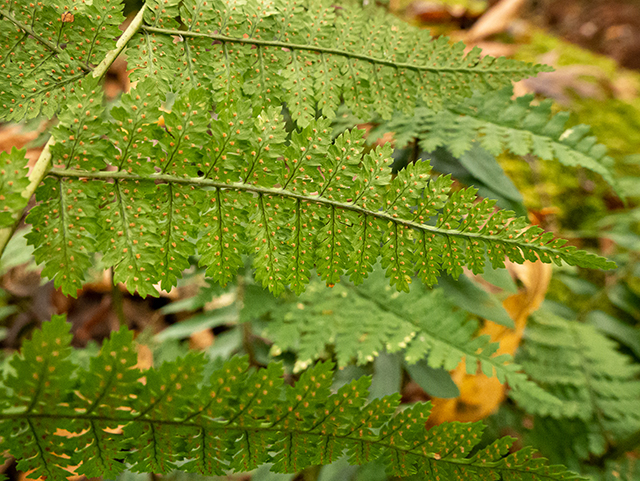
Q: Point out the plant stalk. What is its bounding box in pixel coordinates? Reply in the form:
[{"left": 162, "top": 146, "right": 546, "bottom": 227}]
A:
[{"left": 0, "top": 136, "right": 54, "bottom": 258}]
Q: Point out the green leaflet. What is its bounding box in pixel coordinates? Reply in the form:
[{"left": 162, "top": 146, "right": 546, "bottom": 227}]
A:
[
  {"left": 0, "top": 0, "right": 124, "bottom": 122},
  {"left": 0, "top": 147, "right": 29, "bottom": 227},
  {"left": 25, "top": 177, "right": 98, "bottom": 295},
  {"left": 377, "top": 88, "right": 618, "bottom": 193},
  {"left": 510, "top": 311, "right": 640, "bottom": 459},
  {"left": 1, "top": 315, "right": 75, "bottom": 480},
  {"left": 96, "top": 178, "right": 161, "bottom": 298},
  {"left": 24, "top": 81, "right": 614, "bottom": 297},
  {"left": 0, "top": 317, "right": 583, "bottom": 481}
]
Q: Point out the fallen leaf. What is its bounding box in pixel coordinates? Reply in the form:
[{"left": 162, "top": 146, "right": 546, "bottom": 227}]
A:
[
  {"left": 428, "top": 260, "right": 552, "bottom": 425},
  {"left": 190, "top": 328, "right": 216, "bottom": 350},
  {"left": 466, "top": 0, "right": 527, "bottom": 42}
]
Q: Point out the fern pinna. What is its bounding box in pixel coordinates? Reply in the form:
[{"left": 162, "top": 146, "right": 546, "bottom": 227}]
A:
[
  {"left": 257, "top": 270, "right": 558, "bottom": 410},
  {"left": 1, "top": 317, "right": 582, "bottom": 480},
  {"left": 372, "top": 87, "right": 618, "bottom": 191},
  {"left": 22, "top": 97, "right": 614, "bottom": 298}
]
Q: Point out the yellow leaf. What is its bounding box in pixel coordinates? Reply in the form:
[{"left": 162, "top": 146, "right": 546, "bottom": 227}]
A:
[{"left": 428, "top": 260, "right": 551, "bottom": 426}]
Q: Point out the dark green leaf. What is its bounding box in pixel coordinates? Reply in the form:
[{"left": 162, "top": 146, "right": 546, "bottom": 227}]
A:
[{"left": 404, "top": 360, "right": 460, "bottom": 398}]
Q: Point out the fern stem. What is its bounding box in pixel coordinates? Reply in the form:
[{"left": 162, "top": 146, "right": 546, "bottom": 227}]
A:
[
  {"left": 0, "top": 136, "right": 54, "bottom": 257},
  {"left": 92, "top": 4, "right": 148, "bottom": 80},
  {"left": 141, "top": 26, "right": 523, "bottom": 76},
  {"left": 45, "top": 168, "right": 569, "bottom": 258}
]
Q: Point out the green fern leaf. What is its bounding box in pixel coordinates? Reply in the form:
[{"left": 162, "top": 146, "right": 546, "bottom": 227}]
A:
[
  {"left": 25, "top": 177, "right": 98, "bottom": 296},
  {"left": 0, "top": 318, "right": 584, "bottom": 481},
  {"left": 24, "top": 80, "right": 614, "bottom": 297},
  {"left": 107, "top": 80, "right": 162, "bottom": 174},
  {"left": 511, "top": 311, "right": 640, "bottom": 458},
  {"left": 0, "top": 147, "right": 29, "bottom": 227},
  {"left": 154, "top": 183, "right": 200, "bottom": 291},
  {"left": 51, "top": 77, "right": 111, "bottom": 171},
  {"left": 125, "top": 2, "right": 180, "bottom": 94},
  {"left": 71, "top": 327, "right": 139, "bottom": 479},
  {"left": 0, "top": 0, "right": 124, "bottom": 122},
  {"left": 0, "top": 0, "right": 549, "bottom": 126},
  {"left": 157, "top": 87, "right": 212, "bottom": 177},
  {"left": 379, "top": 88, "right": 617, "bottom": 191},
  {"left": 0, "top": 315, "right": 75, "bottom": 480},
  {"left": 261, "top": 268, "right": 557, "bottom": 408},
  {"left": 122, "top": 0, "right": 550, "bottom": 126},
  {"left": 97, "top": 177, "right": 161, "bottom": 298}
]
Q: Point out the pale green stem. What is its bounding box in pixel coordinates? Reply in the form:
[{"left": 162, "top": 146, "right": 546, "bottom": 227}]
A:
[
  {"left": 0, "top": 4, "right": 148, "bottom": 258},
  {"left": 92, "top": 4, "right": 148, "bottom": 80},
  {"left": 0, "top": 136, "right": 54, "bottom": 258}
]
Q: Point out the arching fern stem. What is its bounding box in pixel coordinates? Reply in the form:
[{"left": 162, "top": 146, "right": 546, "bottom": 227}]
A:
[{"left": 0, "top": 4, "right": 148, "bottom": 257}]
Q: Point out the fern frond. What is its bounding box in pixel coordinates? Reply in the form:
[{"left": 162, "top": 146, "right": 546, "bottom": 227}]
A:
[
  {"left": 0, "top": 0, "right": 125, "bottom": 122},
  {"left": 0, "top": 147, "right": 29, "bottom": 227},
  {"left": 0, "top": 0, "right": 549, "bottom": 125},
  {"left": 262, "top": 269, "right": 554, "bottom": 403},
  {"left": 132, "top": 0, "right": 549, "bottom": 125},
  {"left": 0, "top": 317, "right": 583, "bottom": 481},
  {"left": 24, "top": 81, "right": 614, "bottom": 297},
  {"left": 379, "top": 88, "right": 617, "bottom": 191},
  {"left": 511, "top": 311, "right": 640, "bottom": 458},
  {"left": 266, "top": 269, "right": 561, "bottom": 413}
]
